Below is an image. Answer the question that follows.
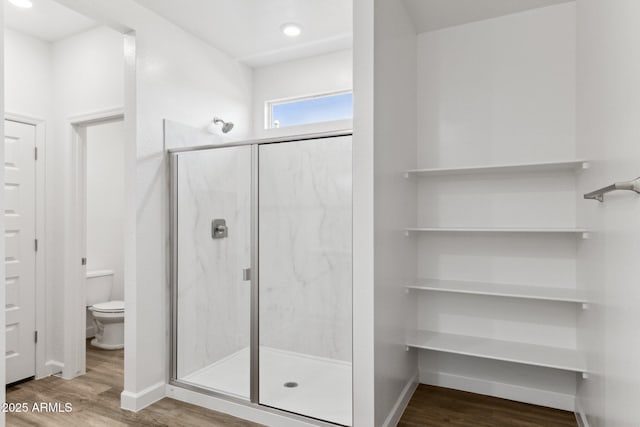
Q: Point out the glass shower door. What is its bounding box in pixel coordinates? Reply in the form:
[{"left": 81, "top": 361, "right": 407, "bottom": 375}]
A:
[
  {"left": 174, "top": 145, "right": 252, "bottom": 400},
  {"left": 258, "top": 136, "right": 353, "bottom": 425}
]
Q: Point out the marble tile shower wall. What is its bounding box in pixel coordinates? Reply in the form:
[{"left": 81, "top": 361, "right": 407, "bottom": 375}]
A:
[
  {"left": 177, "top": 146, "right": 252, "bottom": 378},
  {"left": 259, "top": 137, "right": 352, "bottom": 362}
]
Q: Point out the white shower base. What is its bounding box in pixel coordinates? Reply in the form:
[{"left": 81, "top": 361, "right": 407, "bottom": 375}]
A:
[{"left": 181, "top": 346, "right": 352, "bottom": 426}]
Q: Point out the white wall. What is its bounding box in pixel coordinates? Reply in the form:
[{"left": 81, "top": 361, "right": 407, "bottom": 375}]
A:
[
  {"left": 0, "top": 3, "right": 6, "bottom": 426},
  {"left": 352, "top": 0, "right": 375, "bottom": 425},
  {"left": 373, "top": 1, "right": 418, "bottom": 426},
  {"left": 86, "top": 119, "right": 126, "bottom": 301},
  {"left": 4, "top": 29, "right": 53, "bottom": 120},
  {"left": 576, "top": 1, "right": 640, "bottom": 426},
  {"left": 417, "top": 4, "right": 576, "bottom": 168},
  {"left": 52, "top": 27, "right": 124, "bottom": 114},
  {"left": 55, "top": 0, "right": 254, "bottom": 409},
  {"left": 252, "top": 49, "right": 352, "bottom": 138}
]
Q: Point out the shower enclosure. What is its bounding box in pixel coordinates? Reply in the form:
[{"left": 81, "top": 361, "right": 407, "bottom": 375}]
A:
[{"left": 169, "top": 131, "right": 353, "bottom": 426}]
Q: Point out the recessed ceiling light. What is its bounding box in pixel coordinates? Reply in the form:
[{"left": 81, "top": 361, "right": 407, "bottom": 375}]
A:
[
  {"left": 8, "top": 0, "right": 33, "bottom": 8},
  {"left": 281, "top": 23, "right": 302, "bottom": 38}
]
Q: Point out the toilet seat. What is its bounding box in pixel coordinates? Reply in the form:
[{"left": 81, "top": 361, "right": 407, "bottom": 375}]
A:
[{"left": 91, "top": 300, "right": 124, "bottom": 313}]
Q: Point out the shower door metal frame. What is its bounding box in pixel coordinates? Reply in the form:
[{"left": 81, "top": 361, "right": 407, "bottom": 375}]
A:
[
  {"left": 249, "top": 143, "right": 260, "bottom": 403},
  {"left": 168, "top": 130, "right": 352, "bottom": 426}
]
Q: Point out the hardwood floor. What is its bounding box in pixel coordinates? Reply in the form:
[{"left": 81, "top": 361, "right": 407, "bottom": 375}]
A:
[
  {"left": 398, "top": 384, "right": 578, "bottom": 427},
  {"left": 6, "top": 340, "right": 263, "bottom": 427},
  {"left": 6, "top": 343, "right": 578, "bottom": 426}
]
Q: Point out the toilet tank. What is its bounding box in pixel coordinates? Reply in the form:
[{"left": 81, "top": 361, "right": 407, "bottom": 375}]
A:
[{"left": 86, "top": 269, "right": 114, "bottom": 306}]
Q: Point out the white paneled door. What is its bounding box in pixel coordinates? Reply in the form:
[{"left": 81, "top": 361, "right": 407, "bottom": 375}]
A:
[{"left": 4, "top": 120, "right": 36, "bottom": 384}]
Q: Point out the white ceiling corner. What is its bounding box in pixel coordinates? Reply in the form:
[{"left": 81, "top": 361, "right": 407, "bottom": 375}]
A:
[
  {"left": 4, "top": 0, "right": 98, "bottom": 42},
  {"left": 402, "top": 0, "right": 575, "bottom": 34}
]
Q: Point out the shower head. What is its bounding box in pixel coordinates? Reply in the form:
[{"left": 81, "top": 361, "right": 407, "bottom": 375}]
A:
[{"left": 210, "top": 117, "right": 234, "bottom": 134}]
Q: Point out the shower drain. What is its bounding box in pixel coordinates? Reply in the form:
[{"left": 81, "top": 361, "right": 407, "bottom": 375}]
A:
[{"left": 283, "top": 382, "right": 299, "bottom": 388}]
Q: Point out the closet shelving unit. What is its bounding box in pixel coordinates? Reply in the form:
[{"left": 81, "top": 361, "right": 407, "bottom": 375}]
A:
[
  {"left": 405, "top": 227, "right": 588, "bottom": 236},
  {"left": 404, "top": 159, "right": 589, "bottom": 177},
  {"left": 406, "top": 279, "right": 587, "bottom": 304},
  {"left": 406, "top": 330, "right": 586, "bottom": 373},
  {"left": 405, "top": 158, "right": 589, "bottom": 375}
]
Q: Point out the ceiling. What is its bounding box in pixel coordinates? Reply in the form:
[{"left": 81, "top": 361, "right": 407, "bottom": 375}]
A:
[
  {"left": 402, "top": 0, "right": 575, "bottom": 33},
  {"left": 132, "top": 0, "right": 352, "bottom": 68},
  {"left": 5, "top": 0, "right": 570, "bottom": 62},
  {"left": 4, "top": 0, "right": 97, "bottom": 42}
]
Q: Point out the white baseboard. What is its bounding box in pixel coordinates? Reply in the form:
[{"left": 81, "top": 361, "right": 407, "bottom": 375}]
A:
[
  {"left": 166, "top": 384, "right": 328, "bottom": 427},
  {"left": 575, "top": 398, "right": 590, "bottom": 427},
  {"left": 382, "top": 373, "right": 418, "bottom": 427},
  {"left": 420, "top": 371, "right": 575, "bottom": 411},
  {"left": 120, "top": 381, "right": 166, "bottom": 412},
  {"left": 45, "top": 360, "right": 64, "bottom": 376}
]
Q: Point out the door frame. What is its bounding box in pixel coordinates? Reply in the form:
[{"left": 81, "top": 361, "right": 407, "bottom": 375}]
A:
[
  {"left": 4, "top": 113, "right": 47, "bottom": 380},
  {"left": 63, "top": 107, "right": 124, "bottom": 379}
]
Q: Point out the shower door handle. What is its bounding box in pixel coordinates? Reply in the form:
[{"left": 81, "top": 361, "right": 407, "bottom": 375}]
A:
[
  {"left": 212, "top": 219, "right": 228, "bottom": 238},
  {"left": 242, "top": 268, "right": 251, "bottom": 281}
]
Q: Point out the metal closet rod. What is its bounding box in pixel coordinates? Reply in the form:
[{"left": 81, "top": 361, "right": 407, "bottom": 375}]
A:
[{"left": 584, "top": 177, "right": 640, "bottom": 202}]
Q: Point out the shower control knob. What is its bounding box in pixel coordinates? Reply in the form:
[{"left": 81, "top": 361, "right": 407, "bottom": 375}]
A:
[{"left": 212, "top": 219, "right": 228, "bottom": 239}]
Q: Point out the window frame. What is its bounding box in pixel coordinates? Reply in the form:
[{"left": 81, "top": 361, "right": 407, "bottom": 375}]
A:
[{"left": 264, "top": 89, "right": 353, "bottom": 130}]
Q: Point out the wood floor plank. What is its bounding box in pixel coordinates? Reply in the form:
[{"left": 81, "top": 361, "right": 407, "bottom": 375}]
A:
[
  {"left": 7, "top": 340, "right": 577, "bottom": 426},
  {"left": 398, "top": 384, "right": 578, "bottom": 427},
  {"left": 6, "top": 340, "right": 264, "bottom": 427}
]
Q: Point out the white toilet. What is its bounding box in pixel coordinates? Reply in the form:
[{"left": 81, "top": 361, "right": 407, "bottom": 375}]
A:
[{"left": 86, "top": 270, "right": 124, "bottom": 350}]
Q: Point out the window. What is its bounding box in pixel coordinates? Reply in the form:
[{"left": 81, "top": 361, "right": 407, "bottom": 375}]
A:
[{"left": 266, "top": 91, "right": 353, "bottom": 129}]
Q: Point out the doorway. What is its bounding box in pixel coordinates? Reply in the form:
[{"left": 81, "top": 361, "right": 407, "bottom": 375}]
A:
[{"left": 68, "top": 112, "right": 126, "bottom": 378}]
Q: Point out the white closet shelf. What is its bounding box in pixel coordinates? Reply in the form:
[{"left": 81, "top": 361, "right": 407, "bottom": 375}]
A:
[
  {"left": 407, "top": 330, "right": 586, "bottom": 373},
  {"left": 407, "top": 279, "right": 587, "bottom": 303},
  {"left": 405, "top": 227, "right": 588, "bottom": 234},
  {"left": 405, "top": 159, "right": 589, "bottom": 177}
]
